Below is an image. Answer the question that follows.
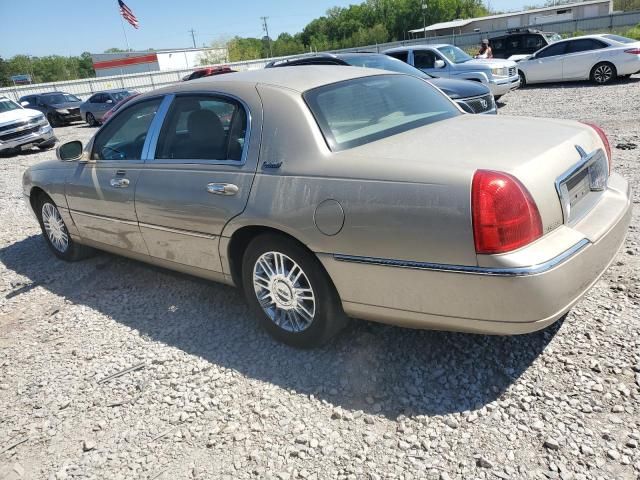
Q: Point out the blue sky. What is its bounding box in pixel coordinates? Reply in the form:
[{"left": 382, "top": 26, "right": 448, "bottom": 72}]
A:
[{"left": 0, "top": 0, "right": 533, "bottom": 58}]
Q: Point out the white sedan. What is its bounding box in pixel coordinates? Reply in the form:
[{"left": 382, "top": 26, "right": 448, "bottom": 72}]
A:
[{"left": 517, "top": 34, "right": 640, "bottom": 86}]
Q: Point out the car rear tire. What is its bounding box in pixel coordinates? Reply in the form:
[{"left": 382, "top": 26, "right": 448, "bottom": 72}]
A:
[
  {"left": 590, "top": 62, "right": 616, "bottom": 85},
  {"left": 36, "top": 194, "right": 93, "bottom": 262},
  {"left": 86, "top": 112, "right": 97, "bottom": 127},
  {"left": 241, "top": 233, "right": 348, "bottom": 348}
]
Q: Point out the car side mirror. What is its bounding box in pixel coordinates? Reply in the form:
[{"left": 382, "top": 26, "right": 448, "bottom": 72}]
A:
[
  {"left": 106, "top": 99, "right": 114, "bottom": 104},
  {"left": 435, "top": 59, "right": 446, "bottom": 69},
  {"left": 57, "top": 141, "right": 84, "bottom": 161},
  {"left": 20, "top": 101, "right": 29, "bottom": 107}
]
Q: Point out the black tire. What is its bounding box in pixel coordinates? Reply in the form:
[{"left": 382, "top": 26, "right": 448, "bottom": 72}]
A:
[
  {"left": 590, "top": 62, "right": 616, "bottom": 85},
  {"left": 494, "top": 95, "right": 502, "bottom": 102},
  {"left": 35, "top": 193, "right": 93, "bottom": 262},
  {"left": 241, "top": 233, "right": 348, "bottom": 348},
  {"left": 86, "top": 112, "right": 97, "bottom": 127},
  {"left": 518, "top": 70, "right": 526, "bottom": 88},
  {"left": 47, "top": 113, "right": 60, "bottom": 128},
  {"left": 38, "top": 139, "right": 57, "bottom": 150}
]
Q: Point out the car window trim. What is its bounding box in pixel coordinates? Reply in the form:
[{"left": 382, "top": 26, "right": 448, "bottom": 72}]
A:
[{"left": 147, "top": 91, "right": 253, "bottom": 167}]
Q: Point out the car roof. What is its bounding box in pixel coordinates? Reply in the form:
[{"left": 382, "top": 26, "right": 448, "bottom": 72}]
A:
[{"left": 150, "top": 65, "right": 395, "bottom": 95}]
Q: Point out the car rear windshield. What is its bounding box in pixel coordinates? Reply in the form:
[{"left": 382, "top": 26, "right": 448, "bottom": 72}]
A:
[
  {"left": 304, "top": 74, "right": 459, "bottom": 151},
  {"left": 602, "top": 34, "right": 636, "bottom": 44}
]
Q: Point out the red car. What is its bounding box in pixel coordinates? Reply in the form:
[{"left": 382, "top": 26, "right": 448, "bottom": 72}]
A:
[{"left": 182, "top": 66, "right": 237, "bottom": 81}]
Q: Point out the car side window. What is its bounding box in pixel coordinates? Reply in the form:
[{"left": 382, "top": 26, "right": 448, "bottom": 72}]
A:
[
  {"left": 492, "top": 38, "right": 504, "bottom": 52},
  {"left": 155, "top": 95, "right": 248, "bottom": 161},
  {"left": 567, "top": 39, "right": 607, "bottom": 53},
  {"left": 536, "top": 42, "right": 568, "bottom": 58},
  {"left": 387, "top": 51, "right": 408, "bottom": 63},
  {"left": 413, "top": 51, "right": 436, "bottom": 69},
  {"left": 92, "top": 98, "right": 162, "bottom": 161},
  {"left": 507, "top": 36, "right": 522, "bottom": 50},
  {"left": 525, "top": 35, "right": 544, "bottom": 50},
  {"left": 89, "top": 94, "right": 101, "bottom": 103}
]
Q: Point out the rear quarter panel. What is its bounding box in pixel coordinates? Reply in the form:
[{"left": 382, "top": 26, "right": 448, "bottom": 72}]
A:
[{"left": 224, "top": 84, "right": 477, "bottom": 266}]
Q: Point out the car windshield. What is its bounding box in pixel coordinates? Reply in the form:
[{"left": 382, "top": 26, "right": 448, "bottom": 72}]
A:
[
  {"left": 544, "top": 33, "right": 563, "bottom": 43},
  {"left": 0, "top": 98, "right": 22, "bottom": 113},
  {"left": 602, "top": 34, "right": 636, "bottom": 44},
  {"left": 43, "top": 93, "right": 81, "bottom": 104},
  {"left": 111, "top": 90, "right": 136, "bottom": 102},
  {"left": 437, "top": 46, "right": 472, "bottom": 64},
  {"left": 304, "top": 74, "right": 459, "bottom": 151},
  {"left": 341, "top": 55, "right": 431, "bottom": 78}
]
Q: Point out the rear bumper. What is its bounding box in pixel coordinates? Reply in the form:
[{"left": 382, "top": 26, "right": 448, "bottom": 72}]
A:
[{"left": 320, "top": 173, "right": 631, "bottom": 334}]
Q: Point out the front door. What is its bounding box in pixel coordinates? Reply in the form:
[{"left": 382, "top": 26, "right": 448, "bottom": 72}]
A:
[
  {"left": 134, "top": 91, "right": 260, "bottom": 272},
  {"left": 413, "top": 50, "right": 449, "bottom": 78},
  {"left": 65, "top": 96, "right": 164, "bottom": 253}
]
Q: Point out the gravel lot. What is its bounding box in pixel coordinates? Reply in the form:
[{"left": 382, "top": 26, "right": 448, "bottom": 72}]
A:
[{"left": 1, "top": 77, "right": 639, "bottom": 480}]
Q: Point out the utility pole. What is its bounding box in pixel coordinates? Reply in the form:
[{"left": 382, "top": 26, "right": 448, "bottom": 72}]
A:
[
  {"left": 422, "top": 1, "right": 428, "bottom": 39},
  {"left": 261, "top": 16, "right": 273, "bottom": 57},
  {"left": 189, "top": 28, "right": 197, "bottom": 48}
]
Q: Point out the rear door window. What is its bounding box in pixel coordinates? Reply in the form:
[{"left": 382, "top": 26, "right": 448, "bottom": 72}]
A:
[
  {"left": 155, "top": 95, "right": 248, "bottom": 161},
  {"left": 567, "top": 39, "right": 608, "bottom": 53}
]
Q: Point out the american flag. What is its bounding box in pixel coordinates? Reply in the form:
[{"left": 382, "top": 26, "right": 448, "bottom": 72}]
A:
[{"left": 118, "top": 0, "right": 139, "bottom": 29}]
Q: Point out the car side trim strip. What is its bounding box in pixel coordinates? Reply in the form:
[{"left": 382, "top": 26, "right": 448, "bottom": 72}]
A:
[
  {"left": 138, "top": 222, "right": 218, "bottom": 240},
  {"left": 333, "top": 239, "right": 590, "bottom": 277},
  {"left": 70, "top": 210, "right": 138, "bottom": 227}
]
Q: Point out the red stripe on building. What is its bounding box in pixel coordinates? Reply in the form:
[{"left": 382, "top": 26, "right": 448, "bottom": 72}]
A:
[{"left": 93, "top": 53, "right": 157, "bottom": 70}]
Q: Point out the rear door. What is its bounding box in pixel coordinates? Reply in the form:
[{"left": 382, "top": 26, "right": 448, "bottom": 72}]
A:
[
  {"left": 562, "top": 38, "right": 609, "bottom": 80},
  {"left": 134, "top": 89, "right": 261, "bottom": 272},
  {"left": 524, "top": 41, "right": 568, "bottom": 82}
]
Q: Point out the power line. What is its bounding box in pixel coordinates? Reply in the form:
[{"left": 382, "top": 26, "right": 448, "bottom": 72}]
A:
[{"left": 260, "top": 16, "right": 273, "bottom": 57}]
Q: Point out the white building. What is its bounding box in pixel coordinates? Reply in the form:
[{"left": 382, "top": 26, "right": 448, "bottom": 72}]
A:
[
  {"left": 91, "top": 47, "right": 228, "bottom": 77},
  {"left": 409, "top": 0, "right": 613, "bottom": 37}
]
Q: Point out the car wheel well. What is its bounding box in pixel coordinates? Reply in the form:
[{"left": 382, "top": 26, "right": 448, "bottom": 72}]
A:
[
  {"left": 29, "top": 187, "right": 48, "bottom": 212},
  {"left": 227, "top": 226, "right": 329, "bottom": 291}
]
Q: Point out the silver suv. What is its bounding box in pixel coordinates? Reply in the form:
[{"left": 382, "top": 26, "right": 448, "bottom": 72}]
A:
[{"left": 385, "top": 44, "right": 520, "bottom": 99}]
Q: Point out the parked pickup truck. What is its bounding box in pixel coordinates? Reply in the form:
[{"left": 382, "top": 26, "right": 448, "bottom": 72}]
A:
[{"left": 385, "top": 44, "right": 520, "bottom": 99}]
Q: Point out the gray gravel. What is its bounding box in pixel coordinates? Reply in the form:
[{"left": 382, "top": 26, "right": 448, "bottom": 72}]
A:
[{"left": 1, "top": 77, "right": 639, "bottom": 480}]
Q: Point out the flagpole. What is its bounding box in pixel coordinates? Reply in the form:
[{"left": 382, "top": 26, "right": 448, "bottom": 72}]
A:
[{"left": 119, "top": 15, "right": 131, "bottom": 51}]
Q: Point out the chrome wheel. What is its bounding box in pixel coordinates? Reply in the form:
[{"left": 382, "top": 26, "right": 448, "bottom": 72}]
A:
[
  {"left": 593, "top": 64, "right": 613, "bottom": 84},
  {"left": 41, "top": 202, "right": 69, "bottom": 253},
  {"left": 253, "top": 251, "right": 316, "bottom": 333}
]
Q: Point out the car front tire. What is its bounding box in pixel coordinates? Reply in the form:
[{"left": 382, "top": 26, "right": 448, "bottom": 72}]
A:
[
  {"left": 241, "top": 233, "right": 347, "bottom": 348},
  {"left": 518, "top": 70, "right": 526, "bottom": 88},
  {"left": 36, "top": 194, "right": 93, "bottom": 261}
]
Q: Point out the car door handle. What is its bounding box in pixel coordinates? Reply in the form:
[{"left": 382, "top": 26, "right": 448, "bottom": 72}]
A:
[
  {"left": 207, "top": 183, "right": 238, "bottom": 196},
  {"left": 110, "top": 178, "right": 130, "bottom": 188}
]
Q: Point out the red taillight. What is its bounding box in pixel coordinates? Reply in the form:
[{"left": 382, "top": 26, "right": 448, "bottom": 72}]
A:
[
  {"left": 472, "top": 170, "right": 543, "bottom": 255},
  {"left": 580, "top": 122, "right": 612, "bottom": 171},
  {"left": 624, "top": 48, "right": 640, "bottom": 55}
]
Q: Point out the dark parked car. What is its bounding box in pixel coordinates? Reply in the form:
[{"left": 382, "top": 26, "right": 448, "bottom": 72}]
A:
[
  {"left": 80, "top": 89, "right": 138, "bottom": 126},
  {"left": 182, "top": 66, "right": 237, "bottom": 81},
  {"left": 490, "top": 29, "right": 562, "bottom": 60},
  {"left": 266, "top": 53, "right": 496, "bottom": 114},
  {"left": 19, "top": 92, "right": 83, "bottom": 127}
]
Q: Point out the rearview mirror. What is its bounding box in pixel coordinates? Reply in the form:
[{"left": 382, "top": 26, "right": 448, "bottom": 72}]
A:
[
  {"left": 57, "top": 141, "right": 83, "bottom": 161},
  {"left": 434, "top": 59, "right": 446, "bottom": 69}
]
